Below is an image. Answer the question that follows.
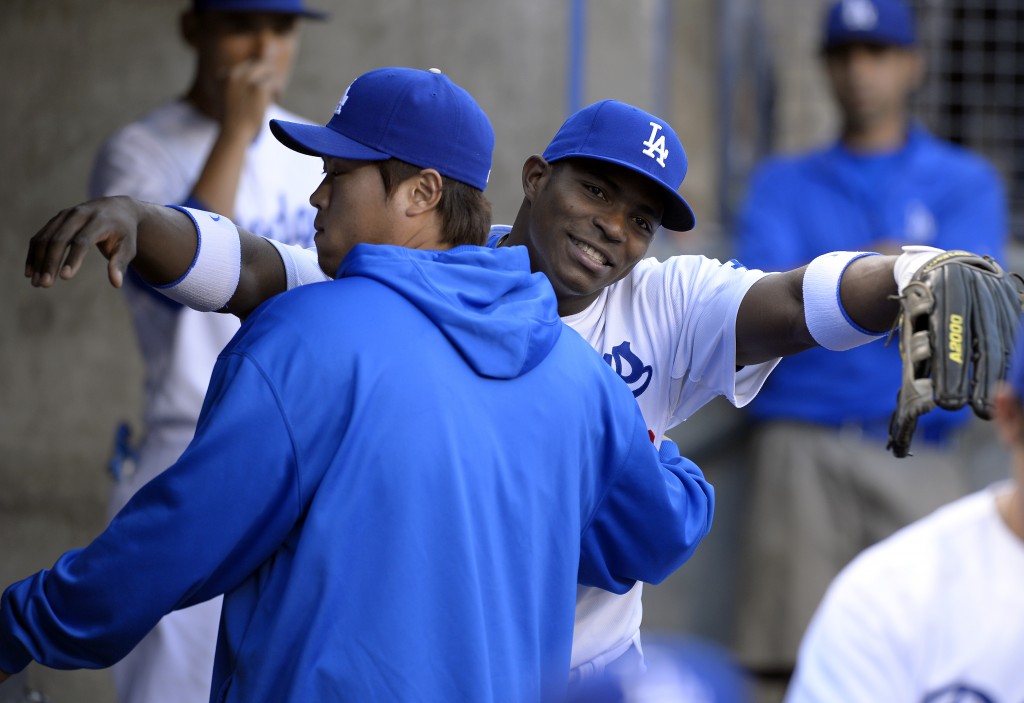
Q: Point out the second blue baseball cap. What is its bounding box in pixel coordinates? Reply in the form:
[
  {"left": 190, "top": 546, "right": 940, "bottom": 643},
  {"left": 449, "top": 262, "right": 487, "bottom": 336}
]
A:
[
  {"left": 192, "top": 0, "right": 327, "bottom": 20},
  {"left": 542, "top": 100, "right": 696, "bottom": 232},
  {"left": 822, "top": 0, "right": 916, "bottom": 51},
  {"left": 270, "top": 67, "right": 495, "bottom": 191}
]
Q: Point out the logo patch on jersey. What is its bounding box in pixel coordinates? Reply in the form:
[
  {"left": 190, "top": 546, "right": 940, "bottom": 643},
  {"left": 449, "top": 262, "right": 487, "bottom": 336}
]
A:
[
  {"left": 642, "top": 122, "right": 670, "bottom": 168},
  {"left": 604, "top": 341, "right": 653, "bottom": 398},
  {"left": 841, "top": 0, "right": 878, "bottom": 31},
  {"left": 904, "top": 200, "right": 936, "bottom": 243}
]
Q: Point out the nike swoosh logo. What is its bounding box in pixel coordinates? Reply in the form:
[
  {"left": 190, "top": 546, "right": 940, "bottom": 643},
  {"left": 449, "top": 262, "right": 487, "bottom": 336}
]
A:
[{"left": 210, "top": 214, "right": 221, "bottom": 221}]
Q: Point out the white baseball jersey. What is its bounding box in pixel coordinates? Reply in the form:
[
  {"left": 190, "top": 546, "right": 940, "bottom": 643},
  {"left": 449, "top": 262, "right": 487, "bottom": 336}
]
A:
[
  {"left": 88, "top": 99, "right": 319, "bottom": 703},
  {"left": 269, "top": 230, "right": 778, "bottom": 671},
  {"left": 787, "top": 483, "right": 1024, "bottom": 703},
  {"left": 558, "top": 252, "right": 776, "bottom": 670},
  {"left": 90, "top": 99, "right": 319, "bottom": 504}
]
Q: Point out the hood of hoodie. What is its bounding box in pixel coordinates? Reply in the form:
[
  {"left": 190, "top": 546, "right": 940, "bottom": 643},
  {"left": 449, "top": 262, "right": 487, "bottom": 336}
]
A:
[{"left": 336, "top": 243, "right": 562, "bottom": 379}]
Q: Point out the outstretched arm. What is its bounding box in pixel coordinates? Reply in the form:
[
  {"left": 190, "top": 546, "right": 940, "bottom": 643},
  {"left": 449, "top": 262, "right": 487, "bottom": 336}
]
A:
[
  {"left": 24, "top": 196, "right": 288, "bottom": 319},
  {"left": 0, "top": 349, "right": 304, "bottom": 675},
  {"left": 735, "top": 253, "right": 899, "bottom": 366}
]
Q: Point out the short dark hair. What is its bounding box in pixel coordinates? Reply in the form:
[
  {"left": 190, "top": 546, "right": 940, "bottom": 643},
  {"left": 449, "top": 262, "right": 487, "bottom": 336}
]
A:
[{"left": 375, "top": 159, "right": 492, "bottom": 248}]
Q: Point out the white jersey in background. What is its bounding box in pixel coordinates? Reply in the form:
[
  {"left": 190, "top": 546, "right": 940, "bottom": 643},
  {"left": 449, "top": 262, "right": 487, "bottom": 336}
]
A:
[
  {"left": 787, "top": 484, "right": 1024, "bottom": 703},
  {"left": 90, "top": 99, "right": 319, "bottom": 506},
  {"left": 88, "top": 98, "right": 320, "bottom": 703},
  {"left": 270, "top": 226, "right": 780, "bottom": 673}
]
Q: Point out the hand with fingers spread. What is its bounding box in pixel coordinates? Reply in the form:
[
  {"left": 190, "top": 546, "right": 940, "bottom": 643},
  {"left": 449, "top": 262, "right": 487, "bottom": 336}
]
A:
[{"left": 24, "top": 196, "right": 197, "bottom": 290}]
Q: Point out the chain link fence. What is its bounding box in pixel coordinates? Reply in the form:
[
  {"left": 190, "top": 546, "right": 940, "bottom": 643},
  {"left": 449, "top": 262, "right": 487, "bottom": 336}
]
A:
[{"left": 717, "top": 0, "right": 1024, "bottom": 243}]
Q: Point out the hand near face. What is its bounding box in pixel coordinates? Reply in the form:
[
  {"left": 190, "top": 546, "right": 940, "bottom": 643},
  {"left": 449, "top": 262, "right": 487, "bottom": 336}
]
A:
[{"left": 220, "top": 51, "right": 281, "bottom": 143}]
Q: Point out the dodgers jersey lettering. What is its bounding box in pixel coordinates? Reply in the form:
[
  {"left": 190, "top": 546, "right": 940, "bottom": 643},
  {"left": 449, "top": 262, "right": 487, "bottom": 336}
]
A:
[{"left": 604, "top": 342, "right": 653, "bottom": 398}]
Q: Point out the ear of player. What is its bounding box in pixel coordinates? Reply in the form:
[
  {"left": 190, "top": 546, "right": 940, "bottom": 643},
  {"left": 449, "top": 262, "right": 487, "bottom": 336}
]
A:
[{"left": 887, "top": 250, "right": 1024, "bottom": 458}]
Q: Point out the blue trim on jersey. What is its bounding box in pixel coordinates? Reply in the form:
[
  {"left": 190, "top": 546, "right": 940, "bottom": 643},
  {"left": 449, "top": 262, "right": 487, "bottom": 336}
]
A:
[{"left": 486, "top": 224, "right": 512, "bottom": 248}]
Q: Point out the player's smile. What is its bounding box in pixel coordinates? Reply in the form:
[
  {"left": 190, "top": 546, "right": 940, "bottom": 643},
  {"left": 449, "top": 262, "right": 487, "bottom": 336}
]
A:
[{"left": 568, "top": 234, "right": 612, "bottom": 270}]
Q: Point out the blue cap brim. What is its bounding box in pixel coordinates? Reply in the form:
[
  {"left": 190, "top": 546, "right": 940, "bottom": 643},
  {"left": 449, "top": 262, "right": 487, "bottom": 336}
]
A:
[
  {"left": 270, "top": 119, "right": 390, "bottom": 161},
  {"left": 660, "top": 191, "right": 696, "bottom": 233}
]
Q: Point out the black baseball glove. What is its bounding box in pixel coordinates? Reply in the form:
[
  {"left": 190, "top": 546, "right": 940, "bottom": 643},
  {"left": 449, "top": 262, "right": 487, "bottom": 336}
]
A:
[{"left": 887, "top": 250, "right": 1024, "bottom": 458}]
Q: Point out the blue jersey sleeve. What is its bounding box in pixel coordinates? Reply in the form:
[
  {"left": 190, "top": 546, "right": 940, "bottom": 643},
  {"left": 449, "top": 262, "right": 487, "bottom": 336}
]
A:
[{"left": 0, "top": 351, "right": 302, "bottom": 674}]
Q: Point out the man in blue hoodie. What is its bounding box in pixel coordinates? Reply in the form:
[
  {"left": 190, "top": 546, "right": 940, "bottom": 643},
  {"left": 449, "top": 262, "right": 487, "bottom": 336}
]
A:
[{"left": 0, "top": 68, "right": 714, "bottom": 702}]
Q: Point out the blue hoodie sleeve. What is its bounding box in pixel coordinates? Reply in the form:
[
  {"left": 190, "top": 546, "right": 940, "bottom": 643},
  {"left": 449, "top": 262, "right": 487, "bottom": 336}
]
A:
[
  {"left": 0, "top": 351, "right": 302, "bottom": 674},
  {"left": 578, "top": 413, "right": 715, "bottom": 594}
]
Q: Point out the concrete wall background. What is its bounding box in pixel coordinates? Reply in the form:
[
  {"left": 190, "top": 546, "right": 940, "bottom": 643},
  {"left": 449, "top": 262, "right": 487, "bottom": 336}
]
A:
[{"left": 0, "top": 1, "right": 717, "bottom": 699}]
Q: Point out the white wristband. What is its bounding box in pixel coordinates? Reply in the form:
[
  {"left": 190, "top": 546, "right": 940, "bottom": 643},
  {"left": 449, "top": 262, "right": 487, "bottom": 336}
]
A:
[
  {"left": 803, "top": 251, "right": 886, "bottom": 351},
  {"left": 157, "top": 207, "right": 241, "bottom": 312},
  {"left": 893, "top": 245, "right": 945, "bottom": 294},
  {"left": 265, "top": 239, "right": 331, "bottom": 290}
]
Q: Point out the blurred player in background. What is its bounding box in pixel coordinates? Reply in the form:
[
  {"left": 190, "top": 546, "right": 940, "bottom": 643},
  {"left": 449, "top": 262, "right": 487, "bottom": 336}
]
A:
[
  {"left": 86, "top": 0, "right": 325, "bottom": 700},
  {"left": 786, "top": 317, "right": 1024, "bottom": 702},
  {"left": 732, "top": 0, "right": 1007, "bottom": 694}
]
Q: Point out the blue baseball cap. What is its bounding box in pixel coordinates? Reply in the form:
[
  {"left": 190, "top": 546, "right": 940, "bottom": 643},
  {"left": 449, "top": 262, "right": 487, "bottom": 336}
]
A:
[
  {"left": 192, "top": 0, "right": 327, "bottom": 20},
  {"left": 822, "top": 0, "right": 916, "bottom": 51},
  {"left": 542, "top": 100, "right": 696, "bottom": 232},
  {"left": 270, "top": 67, "right": 495, "bottom": 191}
]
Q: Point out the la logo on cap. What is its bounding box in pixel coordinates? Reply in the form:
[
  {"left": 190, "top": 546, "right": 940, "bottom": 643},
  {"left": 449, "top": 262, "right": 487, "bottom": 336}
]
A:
[
  {"left": 642, "top": 121, "right": 670, "bottom": 168},
  {"left": 841, "top": 0, "right": 878, "bottom": 30},
  {"left": 334, "top": 84, "right": 352, "bottom": 115}
]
